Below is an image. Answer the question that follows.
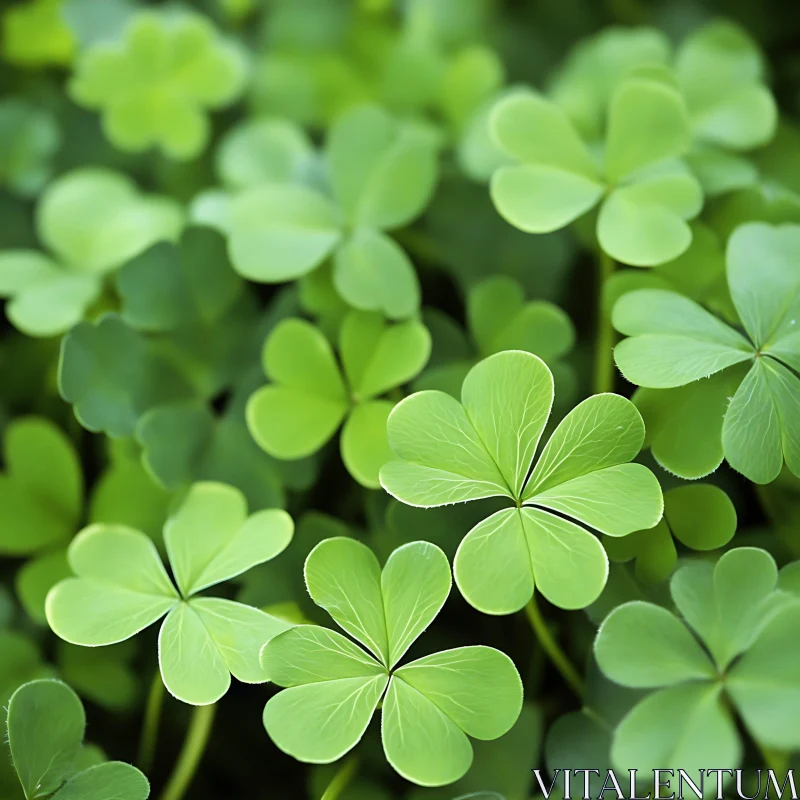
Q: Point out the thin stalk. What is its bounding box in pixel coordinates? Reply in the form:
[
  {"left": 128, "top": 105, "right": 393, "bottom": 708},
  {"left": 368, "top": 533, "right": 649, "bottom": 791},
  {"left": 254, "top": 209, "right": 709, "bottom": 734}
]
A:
[
  {"left": 321, "top": 756, "right": 359, "bottom": 800},
  {"left": 524, "top": 596, "right": 584, "bottom": 699},
  {"left": 159, "top": 704, "right": 217, "bottom": 800},
  {"left": 137, "top": 672, "right": 166, "bottom": 773},
  {"left": 593, "top": 250, "right": 616, "bottom": 395}
]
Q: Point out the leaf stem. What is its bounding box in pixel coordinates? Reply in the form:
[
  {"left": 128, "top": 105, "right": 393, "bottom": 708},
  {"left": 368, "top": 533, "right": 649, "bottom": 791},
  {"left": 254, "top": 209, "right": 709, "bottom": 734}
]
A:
[
  {"left": 321, "top": 756, "right": 359, "bottom": 800},
  {"left": 524, "top": 596, "right": 584, "bottom": 699},
  {"left": 137, "top": 671, "right": 166, "bottom": 773},
  {"left": 159, "top": 704, "right": 217, "bottom": 800},
  {"left": 593, "top": 250, "right": 616, "bottom": 395}
]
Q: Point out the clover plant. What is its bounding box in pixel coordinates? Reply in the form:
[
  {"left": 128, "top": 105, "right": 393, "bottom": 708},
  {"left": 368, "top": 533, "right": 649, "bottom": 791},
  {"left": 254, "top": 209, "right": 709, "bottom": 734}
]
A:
[
  {"left": 261, "top": 537, "right": 523, "bottom": 786},
  {"left": 381, "top": 350, "right": 663, "bottom": 610},
  {"left": 46, "top": 481, "right": 294, "bottom": 704},
  {"left": 613, "top": 221, "right": 800, "bottom": 483}
]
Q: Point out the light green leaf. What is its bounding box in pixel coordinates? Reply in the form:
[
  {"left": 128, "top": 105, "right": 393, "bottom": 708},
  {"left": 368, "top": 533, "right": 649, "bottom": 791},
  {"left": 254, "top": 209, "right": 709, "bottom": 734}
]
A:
[
  {"left": 611, "top": 683, "right": 739, "bottom": 773},
  {"left": 462, "top": 351, "right": 553, "bottom": 499},
  {"left": 158, "top": 602, "right": 230, "bottom": 705},
  {"left": 52, "top": 762, "right": 149, "bottom": 800},
  {"left": 340, "top": 401, "right": 394, "bottom": 489},
  {"left": 246, "top": 318, "right": 349, "bottom": 459},
  {"left": 595, "top": 601, "right": 715, "bottom": 688},
  {"left": 381, "top": 390, "right": 509, "bottom": 507},
  {"left": 327, "top": 104, "right": 437, "bottom": 230},
  {"left": 382, "top": 541, "right": 451, "bottom": 668},
  {"left": 604, "top": 77, "right": 691, "bottom": 181},
  {"left": 227, "top": 185, "right": 341, "bottom": 282},
  {"left": 382, "top": 675, "right": 473, "bottom": 787},
  {"left": 164, "top": 482, "right": 293, "bottom": 596},
  {"left": 396, "top": 646, "right": 522, "bottom": 739},
  {"left": 190, "top": 597, "right": 292, "bottom": 684},
  {"left": 725, "top": 222, "right": 800, "bottom": 348},
  {"left": 333, "top": 228, "right": 420, "bottom": 320},
  {"left": 727, "top": 604, "right": 800, "bottom": 750},
  {"left": 664, "top": 484, "right": 736, "bottom": 550},
  {"left": 261, "top": 625, "right": 386, "bottom": 686},
  {"left": 339, "top": 311, "right": 431, "bottom": 401},
  {"left": 263, "top": 674, "right": 389, "bottom": 763},
  {"left": 305, "top": 537, "right": 389, "bottom": 665},
  {"left": 7, "top": 679, "right": 85, "bottom": 800},
  {"left": 46, "top": 525, "right": 177, "bottom": 646},
  {"left": 525, "top": 393, "right": 645, "bottom": 496}
]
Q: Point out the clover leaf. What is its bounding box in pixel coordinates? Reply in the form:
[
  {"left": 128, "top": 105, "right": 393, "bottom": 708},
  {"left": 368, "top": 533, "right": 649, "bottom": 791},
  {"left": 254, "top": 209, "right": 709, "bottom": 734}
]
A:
[
  {"left": 613, "top": 221, "right": 800, "bottom": 483},
  {"left": 380, "top": 350, "right": 663, "bottom": 611},
  {"left": 261, "top": 537, "right": 523, "bottom": 787},
  {"left": 247, "top": 311, "right": 431, "bottom": 488},
  {"left": 69, "top": 11, "right": 247, "bottom": 160},
  {"left": 489, "top": 73, "right": 703, "bottom": 266},
  {"left": 2, "top": 0, "right": 75, "bottom": 67},
  {"left": 0, "top": 417, "right": 81, "bottom": 556},
  {"left": 0, "top": 100, "right": 60, "bottom": 197},
  {"left": 227, "top": 103, "right": 438, "bottom": 319},
  {"left": 604, "top": 483, "right": 737, "bottom": 583},
  {"left": 0, "top": 168, "right": 183, "bottom": 337},
  {"left": 6, "top": 679, "right": 149, "bottom": 800},
  {"left": 45, "top": 481, "right": 295, "bottom": 705},
  {"left": 595, "top": 547, "right": 800, "bottom": 773}
]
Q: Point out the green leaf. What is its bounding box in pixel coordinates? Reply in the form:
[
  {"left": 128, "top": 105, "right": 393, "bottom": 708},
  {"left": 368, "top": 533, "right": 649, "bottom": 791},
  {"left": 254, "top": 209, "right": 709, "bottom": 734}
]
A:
[
  {"left": 395, "top": 646, "right": 522, "bottom": 740},
  {"left": 116, "top": 227, "right": 241, "bottom": 332},
  {"left": 612, "top": 289, "right": 752, "bottom": 388},
  {"left": 7, "top": 679, "right": 85, "bottom": 800},
  {"left": 52, "top": 762, "right": 149, "bottom": 800},
  {"left": 333, "top": 228, "right": 420, "bottom": 320},
  {"left": 339, "top": 311, "right": 432, "bottom": 402},
  {"left": 57, "top": 642, "right": 138, "bottom": 712},
  {"left": 46, "top": 524, "right": 177, "bottom": 646},
  {"left": 246, "top": 318, "right": 349, "bottom": 459},
  {"left": 611, "top": 683, "right": 739, "bottom": 774},
  {"left": 16, "top": 549, "right": 71, "bottom": 625},
  {"left": 726, "top": 222, "right": 800, "bottom": 349},
  {"left": 670, "top": 547, "right": 782, "bottom": 670},
  {"left": 722, "top": 359, "right": 800, "bottom": 483},
  {"left": 327, "top": 104, "right": 438, "bottom": 229},
  {"left": 305, "top": 537, "right": 389, "bottom": 665},
  {"left": 227, "top": 185, "right": 342, "bottom": 282},
  {"left": 664, "top": 484, "right": 736, "bottom": 550},
  {"left": 0, "top": 417, "right": 82, "bottom": 555},
  {"left": 595, "top": 601, "right": 715, "bottom": 688},
  {"left": 164, "top": 482, "right": 293, "bottom": 597},
  {"left": 382, "top": 675, "right": 473, "bottom": 787},
  {"left": 462, "top": 351, "right": 553, "bottom": 499},
  {"left": 381, "top": 542, "right": 451, "bottom": 668},
  {"left": 340, "top": 401, "right": 394, "bottom": 489},
  {"left": 604, "top": 77, "right": 691, "bottom": 182},
  {"left": 37, "top": 168, "right": 182, "bottom": 273},
  {"left": 455, "top": 507, "right": 609, "bottom": 612},
  {"left": 727, "top": 603, "right": 800, "bottom": 749}
]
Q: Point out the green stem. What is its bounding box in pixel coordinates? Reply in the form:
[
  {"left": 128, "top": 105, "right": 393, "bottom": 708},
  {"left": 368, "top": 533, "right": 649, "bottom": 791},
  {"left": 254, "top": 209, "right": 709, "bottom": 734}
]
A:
[
  {"left": 137, "top": 672, "right": 166, "bottom": 773},
  {"left": 593, "top": 250, "right": 616, "bottom": 395},
  {"left": 321, "top": 756, "right": 359, "bottom": 800},
  {"left": 159, "top": 704, "right": 217, "bottom": 800},
  {"left": 524, "top": 597, "right": 584, "bottom": 699}
]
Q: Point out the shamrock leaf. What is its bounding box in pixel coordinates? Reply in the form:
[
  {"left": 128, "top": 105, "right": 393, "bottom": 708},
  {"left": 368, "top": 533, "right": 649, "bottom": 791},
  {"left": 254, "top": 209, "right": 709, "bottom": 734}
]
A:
[
  {"left": 489, "top": 75, "right": 702, "bottom": 266},
  {"left": 46, "top": 482, "right": 294, "bottom": 705},
  {"left": 675, "top": 20, "right": 777, "bottom": 152},
  {"left": 261, "top": 538, "right": 523, "bottom": 787},
  {"left": 2, "top": 0, "right": 75, "bottom": 67},
  {"left": 595, "top": 547, "right": 800, "bottom": 773},
  {"left": 0, "top": 99, "right": 60, "bottom": 197},
  {"left": 7, "top": 679, "right": 149, "bottom": 800},
  {"left": 227, "top": 104, "right": 437, "bottom": 319},
  {"left": 613, "top": 221, "right": 800, "bottom": 483},
  {"left": 70, "top": 11, "right": 247, "bottom": 160},
  {"left": 0, "top": 417, "right": 82, "bottom": 556},
  {"left": 381, "top": 350, "right": 663, "bottom": 611},
  {"left": 0, "top": 168, "right": 182, "bottom": 337},
  {"left": 604, "top": 483, "right": 737, "bottom": 583},
  {"left": 247, "top": 311, "right": 431, "bottom": 487}
]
